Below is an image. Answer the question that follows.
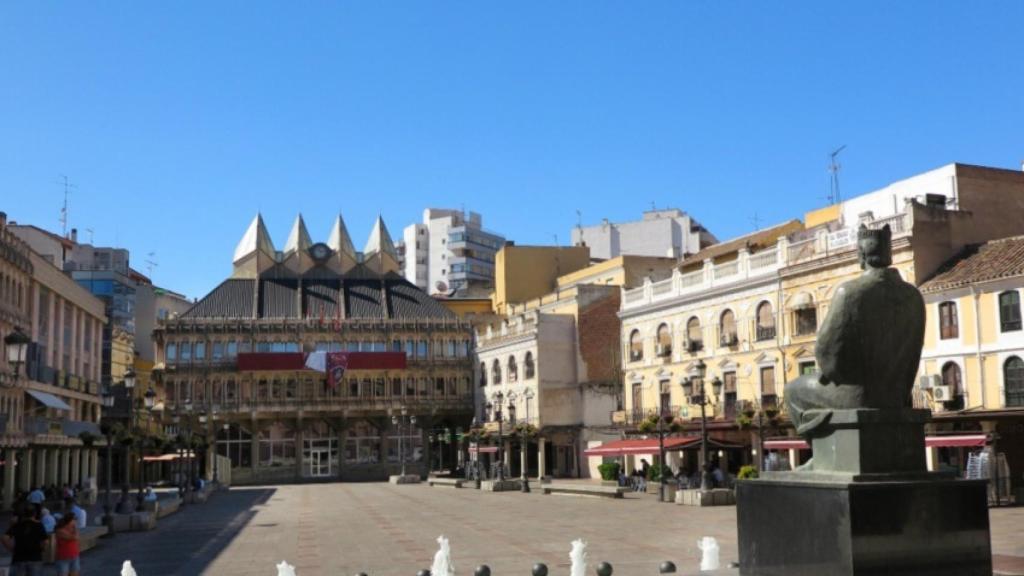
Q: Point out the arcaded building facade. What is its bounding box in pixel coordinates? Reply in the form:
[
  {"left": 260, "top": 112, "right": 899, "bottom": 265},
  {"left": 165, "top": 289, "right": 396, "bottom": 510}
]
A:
[{"left": 154, "top": 214, "right": 474, "bottom": 484}]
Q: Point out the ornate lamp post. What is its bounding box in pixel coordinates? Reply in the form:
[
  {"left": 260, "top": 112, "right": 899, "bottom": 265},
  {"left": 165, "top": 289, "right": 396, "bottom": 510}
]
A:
[
  {"left": 4, "top": 326, "right": 30, "bottom": 380},
  {"left": 522, "top": 388, "right": 535, "bottom": 493},
  {"left": 683, "top": 359, "right": 720, "bottom": 491},
  {"left": 470, "top": 417, "right": 482, "bottom": 489},
  {"left": 391, "top": 409, "right": 416, "bottom": 477},
  {"left": 197, "top": 410, "right": 208, "bottom": 485},
  {"left": 486, "top": 391, "right": 505, "bottom": 481},
  {"left": 656, "top": 381, "right": 673, "bottom": 503},
  {"left": 100, "top": 385, "right": 116, "bottom": 533}
]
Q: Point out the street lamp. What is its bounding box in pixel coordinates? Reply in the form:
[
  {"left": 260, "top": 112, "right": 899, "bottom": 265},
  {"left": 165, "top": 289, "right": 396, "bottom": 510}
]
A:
[
  {"left": 685, "top": 359, "right": 719, "bottom": 491},
  {"left": 391, "top": 409, "right": 416, "bottom": 477},
  {"left": 117, "top": 370, "right": 137, "bottom": 513},
  {"left": 656, "top": 380, "right": 673, "bottom": 503},
  {"left": 4, "top": 326, "right": 30, "bottom": 380},
  {"left": 470, "top": 417, "right": 482, "bottom": 489},
  {"left": 486, "top": 391, "right": 505, "bottom": 481},
  {"left": 100, "top": 385, "right": 116, "bottom": 533},
  {"left": 522, "top": 388, "right": 535, "bottom": 493}
]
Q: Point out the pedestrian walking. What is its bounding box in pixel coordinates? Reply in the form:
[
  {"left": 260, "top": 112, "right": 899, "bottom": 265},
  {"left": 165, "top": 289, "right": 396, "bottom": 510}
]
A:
[
  {"left": 3, "top": 504, "right": 48, "bottom": 576},
  {"left": 54, "top": 513, "right": 81, "bottom": 576}
]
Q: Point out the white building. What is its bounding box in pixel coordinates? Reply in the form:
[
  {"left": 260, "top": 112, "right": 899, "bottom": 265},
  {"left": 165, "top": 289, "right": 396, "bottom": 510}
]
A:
[
  {"left": 571, "top": 209, "right": 717, "bottom": 260},
  {"left": 396, "top": 209, "right": 505, "bottom": 296}
]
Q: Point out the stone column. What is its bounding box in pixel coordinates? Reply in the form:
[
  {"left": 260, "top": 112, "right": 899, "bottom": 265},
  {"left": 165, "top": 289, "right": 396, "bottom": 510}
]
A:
[
  {"left": 47, "top": 448, "right": 59, "bottom": 486},
  {"left": 19, "top": 449, "right": 33, "bottom": 493},
  {"left": 520, "top": 440, "right": 528, "bottom": 479},
  {"left": 71, "top": 449, "right": 82, "bottom": 487},
  {"left": 250, "top": 425, "right": 259, "bottom": 479},
  {"left": 337, "top": 424, "right": 347, "bottom": 481},
  {"left": 537, "top": 438, "right": 547, "bottom": 479},
  {"left": 35, "top": 449, "right": 46, "bottom": 488},
  {"left": 62, "top": 448, "right": 72, "bottom": 485},
  {"left": 89, "top": 449, "right": 98, "bottom": 488},
  {"left": 294, "top": 425, "right": 304, "bottom": 481},
  {"left": 3, "top": 449, "right": 16, "bottom": 510}
]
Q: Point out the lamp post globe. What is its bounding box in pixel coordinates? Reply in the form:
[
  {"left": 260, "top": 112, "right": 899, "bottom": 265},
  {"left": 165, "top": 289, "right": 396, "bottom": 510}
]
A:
[{"left": 4, "top": 326, "right": 30, "bottom": 378}]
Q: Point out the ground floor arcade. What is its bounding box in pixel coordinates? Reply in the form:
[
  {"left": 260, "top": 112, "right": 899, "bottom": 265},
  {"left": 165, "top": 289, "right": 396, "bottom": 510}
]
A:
[{"left": 0, "top": 442, "right": 99, "bottom": 509}]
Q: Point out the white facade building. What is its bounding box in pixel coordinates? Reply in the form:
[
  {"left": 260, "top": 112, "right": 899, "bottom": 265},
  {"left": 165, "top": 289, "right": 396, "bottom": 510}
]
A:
[
  {"left": 396, "top": 209, "right": 504, "bottom": 296},
  {"left": 571, "top": 209, "right": 717, "bottom": 260}
]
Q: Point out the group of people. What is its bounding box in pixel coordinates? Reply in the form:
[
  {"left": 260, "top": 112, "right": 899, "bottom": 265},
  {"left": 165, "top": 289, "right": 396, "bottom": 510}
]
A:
[
  {"left": 618, "top": 459, "right": 731, "bottom": 492},
  {"left": 2, "top": 493, "right": 86, "bottom": 576}
]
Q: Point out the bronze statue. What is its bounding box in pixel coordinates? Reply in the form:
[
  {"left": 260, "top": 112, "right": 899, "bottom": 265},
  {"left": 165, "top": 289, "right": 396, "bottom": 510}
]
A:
[{"left": 784, "top": 224, "right": 925, "bottom": 437}]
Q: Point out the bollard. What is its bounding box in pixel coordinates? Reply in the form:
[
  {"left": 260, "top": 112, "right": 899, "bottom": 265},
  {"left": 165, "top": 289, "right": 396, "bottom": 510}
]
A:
[
  {"left": 659, "top": 561, "right": 677, "bottom": 573},
  {"left": 532, "top": 563, "right": 549, "bottom": 576},
  {"left": 596, "top": 562, "right": 613, "bottom": 576},
  {"left": 475, "top": 566, "right": 491, "bottom": 576}
]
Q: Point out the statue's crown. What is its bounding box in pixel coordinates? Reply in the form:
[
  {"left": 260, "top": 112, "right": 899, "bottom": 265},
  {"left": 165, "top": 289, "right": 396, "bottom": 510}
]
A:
[{"left": 857, "top": 223, "right": 891, "bottom": 242}]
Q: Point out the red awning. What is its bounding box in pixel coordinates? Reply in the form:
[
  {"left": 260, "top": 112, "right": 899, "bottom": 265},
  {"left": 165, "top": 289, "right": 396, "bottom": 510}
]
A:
[
  {"left": 584, "top": 437, "right": 717, "bottom": 457},
  {"left": 926, "top": 434, "right": 987, "bottom": 448},
  {"left": 469, "top": 446, "right": 498, "bottom": 454},
  {"left": 764, "top": 439, "right": 810, "bottom": 450},
  {"left": 237, "top": 352, "right": 407, "bottom": 371},
  {"left": 763, "top": 435, "right": 988, "bottom": 452}
]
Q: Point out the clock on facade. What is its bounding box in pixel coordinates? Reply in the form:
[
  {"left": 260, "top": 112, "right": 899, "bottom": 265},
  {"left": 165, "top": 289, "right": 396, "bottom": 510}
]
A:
[{"left": 309, "top": 243, "right": 332, "bottom": 262}]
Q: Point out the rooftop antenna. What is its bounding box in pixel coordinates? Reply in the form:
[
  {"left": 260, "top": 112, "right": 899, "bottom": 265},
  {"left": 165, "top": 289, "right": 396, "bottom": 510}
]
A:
[
  {"left": 750, "top": 212, "right": 763, "bottom": 231},
  {"left": 575, "top": 209, "right": 582, "bottom": 230},
  {"left": 650, "top": 201, "right": 656, "bottom": 211},
  {"left": 145, "top": 252, "right": 158, "bottom": 280},
  {"left": 85, "top": 228, "right": 94, "bottom": 244},
  {"left": 57, "top": 175, "right": 77, "bottom": 237},
  {"left": 828, "top": 145, "right": 847, "bottom": 205}
]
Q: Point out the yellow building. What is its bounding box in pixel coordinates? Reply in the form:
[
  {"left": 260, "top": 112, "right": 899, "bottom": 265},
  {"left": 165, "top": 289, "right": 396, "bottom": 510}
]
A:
[
  {"left": 492, "top": 245, "right": 590, "bottom": 315},
  {"left": 916, "top": 235, "right": 1024, "bottom": 489},
  {"left": 617, "top": 162, "right": 1024, "bottom": 474}
]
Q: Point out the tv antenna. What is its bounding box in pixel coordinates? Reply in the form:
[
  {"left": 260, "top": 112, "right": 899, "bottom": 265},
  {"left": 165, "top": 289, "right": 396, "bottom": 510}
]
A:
[
  {"left": 575, "top": 209, "right": 582, "bottom": 230},
  {"left": 828, "top": 145, "right": 847, "bottom": 205},
  {"left": 57, "top": 175, "right": 77, "bottom": 237},
  {"left": 750, "top": 212, "right": 763, "bottom": 231},
  {"left": 85, "top": 228, "right": 94, "bottom": 244},
  {"left": 145, "top": 252, "right": 159, "bottom": 280}
]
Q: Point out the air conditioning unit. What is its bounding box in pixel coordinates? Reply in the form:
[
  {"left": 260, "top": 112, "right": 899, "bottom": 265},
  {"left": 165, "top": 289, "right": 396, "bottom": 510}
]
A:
[
  {"left": 918, "top": 374, "right": 941, "bottom": 390},
  {"left": 932, "top": 385, "right": 952, "bottom": 402}
]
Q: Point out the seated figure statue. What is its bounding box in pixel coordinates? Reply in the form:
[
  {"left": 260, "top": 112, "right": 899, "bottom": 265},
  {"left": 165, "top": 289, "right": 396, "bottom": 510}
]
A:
[{"left": 785, "top": 224, "right": 925, "bottom": 438}]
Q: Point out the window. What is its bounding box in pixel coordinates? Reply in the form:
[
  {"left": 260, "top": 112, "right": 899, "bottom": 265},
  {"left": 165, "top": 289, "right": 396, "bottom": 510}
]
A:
[
  {"left": 417, "top": 340, "right": 428, "bottom": 358},
  {"left": 524, "top": 352, "right": 535, "bottom": 379},
  {"left": 212, "top": 342, "right": 224, "bottom": 360},
  {"left": 656, "top": 324, "right": 672, "bottom": 357},
  {"left": 939, "top": 301, "right": 959, "bottom": 340},
  {"left": 629, "top": 330, "right": 643, "bottom": 362},
  {"left": 507, "top": 355, "right": 518, "bottom": 382},
  {"left": 999, "top": 291, "right": 1021, "bottom": 332},
  {"left": 686, "top": 317, "right": 702, "bottom": 351},
  {"left": 227, "top": 341, "right": 238, "bottom": 357},
  {"left": 719, "top": 310, "right": 737, "bottom": 347},
  {"left": 631, "top": 382, "right": 644, "bottom": 420},
  {"left": 479, "top": 362, "right": 487, "bottom": 387},
  {"left": 760, "top": 365, "right": 777, "bottom": 408},
  {"left": 166, "top": 343, "right": 177, "bottom": 363},
  {"left": 1005, "top": 356, "right": 1024, "bottom": 407},
  {"left": 405, "top": 340, "right": 415, "bottom": 358},
  {"left": 799, "top": 361, "right": 816, "bottom": 376},
  {"left": 723, "top": 372, "right": 737, "bottom": 419},
  {"left": 491, "top": 359, "right": 502, "bottom": 384},
  {"left": 446, "top": 340, "right": 456, "bottom": 357},
  {"left": 180, "top": 342, "right": 192, "bottom": 362},
  {"left": 794, "top": 307, "right": 817, "bottom": 336},
  {"left": 406, "top": 378, "right": 416, "bottom": 397},
  {"left": 756, "top": 302, "right": 776, "bottom": 341},
  {"left": 194, "top": 341, "right": 206, "bottom": 361},
  {"left": 941, "top": 362, "right": 964, "bottom": 410}
]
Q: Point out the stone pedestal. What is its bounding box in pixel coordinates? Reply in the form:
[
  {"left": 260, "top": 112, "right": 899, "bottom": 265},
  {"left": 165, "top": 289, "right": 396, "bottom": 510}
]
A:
[
  {"left": 676, "top": 488, "right": 735, "bottom": 506},
  {"left": 737, "top": 475, "right": 991, "bottom": 576},
  {"left": 388, "top": 474, "right": 421, "bottom": 485}
]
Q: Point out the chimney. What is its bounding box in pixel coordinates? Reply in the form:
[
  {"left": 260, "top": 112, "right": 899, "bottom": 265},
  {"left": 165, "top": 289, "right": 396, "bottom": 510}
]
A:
[
  {"left": 0, "top": 211, "right": 6, "bottom": 228},
  {"left": 70, "top": 228, "right": 78, "bottom": 242}
]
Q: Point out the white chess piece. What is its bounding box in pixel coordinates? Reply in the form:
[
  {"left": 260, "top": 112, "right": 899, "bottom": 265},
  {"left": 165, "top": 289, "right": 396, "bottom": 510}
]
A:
[
  {"left": 430, "top": 535, "right": 454, "bottom": 576},
  {"left": 276, "top": 560, "right": 297, "bottom": 576},
  {"left": 121, "top": 560, "right": 138, "bottom": 576},
  {"left": 569, "top": 539, "right": 587, "bottom": 576}
]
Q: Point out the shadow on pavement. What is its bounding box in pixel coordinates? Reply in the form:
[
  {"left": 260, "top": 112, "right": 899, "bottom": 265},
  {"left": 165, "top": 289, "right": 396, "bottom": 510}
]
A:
[{"left": 81, "top": 487, "right": 275, "bottom": 576}]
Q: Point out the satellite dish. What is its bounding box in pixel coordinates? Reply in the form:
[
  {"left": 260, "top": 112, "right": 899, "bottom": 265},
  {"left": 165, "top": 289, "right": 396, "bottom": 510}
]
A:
[{"left": 435, "top": 281, "right": 448, "bottom": 293}]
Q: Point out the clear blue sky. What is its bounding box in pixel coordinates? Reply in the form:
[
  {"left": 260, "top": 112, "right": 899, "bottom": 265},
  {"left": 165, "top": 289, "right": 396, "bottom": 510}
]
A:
[{"left": 3, "top": 2, "right": 1023, "bottom": 299}]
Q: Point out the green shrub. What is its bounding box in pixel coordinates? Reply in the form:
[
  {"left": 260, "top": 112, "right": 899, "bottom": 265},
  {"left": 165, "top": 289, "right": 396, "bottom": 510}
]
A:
[
  {"left": 738, "top": 465, "right": 759, "bottom": 480},
  {"left": 646, "top": 463, "right": 673, "bottom": 481},
  {"left": 597, "top": 462, "right": 621, "bottom": 481}
]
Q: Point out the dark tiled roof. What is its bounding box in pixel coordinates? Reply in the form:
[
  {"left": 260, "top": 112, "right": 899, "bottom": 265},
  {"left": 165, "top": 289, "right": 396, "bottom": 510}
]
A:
[
  {"left": 181, "top": 275, "right": 457, "bottom": 320},
  {"left": 388, "top": 278, "right": 455, "bottom": 318},
  {"left": 182, "top": 279, "right": 255, "bottom": 318},
  {"left": 920, "top": 236, "right": 1024, "bottom": 293},
  {"left": 303, "top": 279, "right": 341, "bottom": 319},
  {"left": 345, "top": 279, "right": 384, "bottom": 318}
]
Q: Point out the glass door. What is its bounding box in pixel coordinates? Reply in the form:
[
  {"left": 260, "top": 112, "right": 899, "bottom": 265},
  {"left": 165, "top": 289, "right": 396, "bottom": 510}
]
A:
[{"left": 309, "top": 449, "right": 331, "bottom": 477}]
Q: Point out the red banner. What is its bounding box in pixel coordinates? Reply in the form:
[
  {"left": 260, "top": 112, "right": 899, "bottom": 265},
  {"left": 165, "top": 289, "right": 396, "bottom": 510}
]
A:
[
  {"left": 237, "top": 352, "right": 408, "bottom": 372},
  {"left": 327, "top": 352, "right": 348, "bottom": 390}
]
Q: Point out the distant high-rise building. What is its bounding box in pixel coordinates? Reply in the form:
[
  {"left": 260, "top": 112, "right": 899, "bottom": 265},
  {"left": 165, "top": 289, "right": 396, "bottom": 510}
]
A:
[
  {"left": 571, "top": 208, "right": 717, "bottom": 260},
  {"left": 395, "top": 209, "right": 505, "bottom": 296}
]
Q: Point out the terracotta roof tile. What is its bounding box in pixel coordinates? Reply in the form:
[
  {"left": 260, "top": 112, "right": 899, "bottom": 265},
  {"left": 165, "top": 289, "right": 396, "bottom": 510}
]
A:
[{"left": 920, "top": 235, "right": 1024, "bottom": 293}]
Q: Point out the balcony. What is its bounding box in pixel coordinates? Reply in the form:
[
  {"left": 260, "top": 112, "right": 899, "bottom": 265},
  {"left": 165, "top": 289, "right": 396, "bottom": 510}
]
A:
[
  {"left": 164, "top": 394, "right": 475, "bottom": 416},
  {"left": 622, "top": 212, "right": 912, "bottom": 312}
]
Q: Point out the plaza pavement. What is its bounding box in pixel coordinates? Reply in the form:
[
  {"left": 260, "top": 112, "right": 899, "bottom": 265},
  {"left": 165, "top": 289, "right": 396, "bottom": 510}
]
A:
[{"left": 77, "top": 481, "right": 1024, "bottom": 576}]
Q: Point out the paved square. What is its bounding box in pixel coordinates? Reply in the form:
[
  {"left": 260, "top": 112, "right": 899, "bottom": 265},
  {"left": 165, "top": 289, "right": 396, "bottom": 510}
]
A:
[{"left": 81, "top": 483, "right": 1024, "bottom": 575}]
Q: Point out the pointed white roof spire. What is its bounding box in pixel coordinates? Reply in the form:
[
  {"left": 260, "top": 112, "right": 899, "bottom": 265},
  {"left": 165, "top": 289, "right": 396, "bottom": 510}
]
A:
[
  {"left": 283, "top": 214, "right": 312, "bottom": 254},
  {"left": 363, "top": 215, "right": 397, "bottom": 259},
  {"left": 327, "top": 214, "right": 356, "bottom": 257},
  {"left": 233, "top": 213, "right": 276, "bottom": 263}
]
